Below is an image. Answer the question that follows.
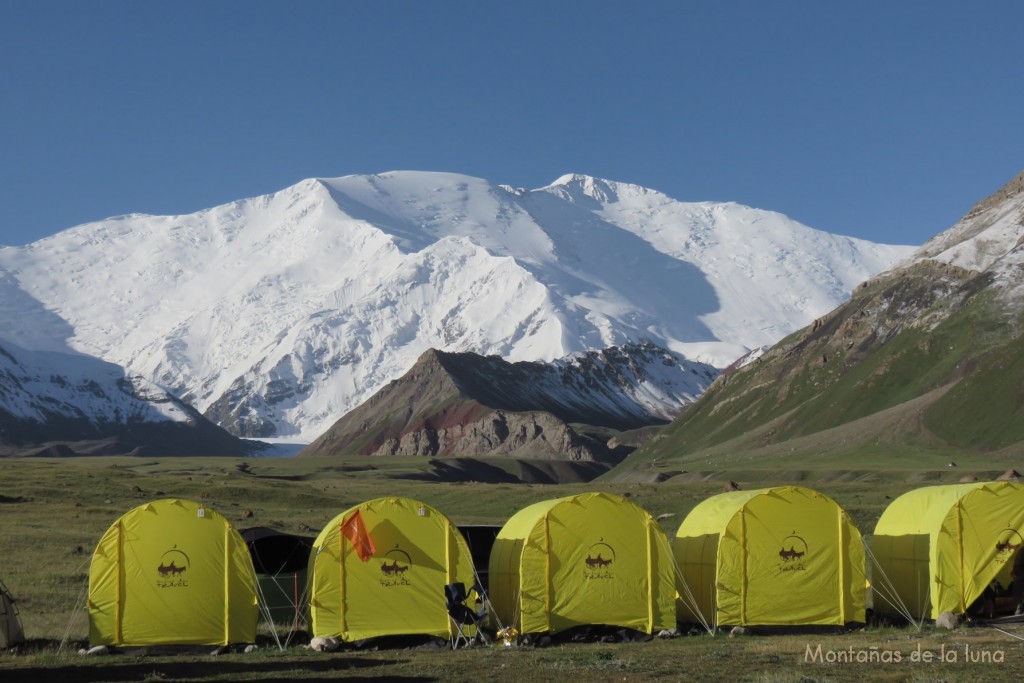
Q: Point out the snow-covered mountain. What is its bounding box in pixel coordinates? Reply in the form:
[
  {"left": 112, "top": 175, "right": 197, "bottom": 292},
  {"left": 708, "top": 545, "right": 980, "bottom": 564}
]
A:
[
  {"left": 0, "top": 338, "right": 187, "bottom": 427},
  {"left": 905, "top": 170, "right": 1024, "bottom": 309},
  {"left": 0, "top": 334, "right": 254, "bottom": 456},
  {"left": 0, "top": 172, "right": 913, "bottom": 441}
]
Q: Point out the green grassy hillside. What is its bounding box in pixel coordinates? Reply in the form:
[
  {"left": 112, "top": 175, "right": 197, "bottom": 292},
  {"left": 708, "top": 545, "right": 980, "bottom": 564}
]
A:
[{"left": 609, "top": 262, "right": 1024, "bottom": 479}]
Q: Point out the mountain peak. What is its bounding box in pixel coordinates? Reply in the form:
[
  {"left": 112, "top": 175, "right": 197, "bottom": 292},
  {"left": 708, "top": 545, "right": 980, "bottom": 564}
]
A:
[
  {"left": 549, "top": 173, "right": 600, "bottom": 186},
  {"left": 544, "top": 173, "right": 627, "bottom": 204},
  {"left": 0, "top": 170, "right": 912, "bottom": 442},
  {"left": 911, "top": 169, "right": 1024, "bottom": 273}
]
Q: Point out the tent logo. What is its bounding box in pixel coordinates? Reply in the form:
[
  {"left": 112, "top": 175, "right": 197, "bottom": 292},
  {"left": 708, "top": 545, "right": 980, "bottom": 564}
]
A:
[
  {"left": 584, "top": 540, "right": 616, "bottom": 580},
  {"left": 379, "top": 547, "right": 412, "bottom": 587},
  {"left": 778, "top": 533, "right": 808, "bottom": 573},
  {"left": 995, "top": 528, "right": 1023, "bottom": 561},
  {"left": 156, "top": 547, "right": 191, "bottom": 588}
]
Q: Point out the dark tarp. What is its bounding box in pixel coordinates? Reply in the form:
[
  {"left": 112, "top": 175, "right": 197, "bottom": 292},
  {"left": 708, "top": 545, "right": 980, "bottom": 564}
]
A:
[{"left": 240, "top": 527, "right": 313, "bottom": 574}]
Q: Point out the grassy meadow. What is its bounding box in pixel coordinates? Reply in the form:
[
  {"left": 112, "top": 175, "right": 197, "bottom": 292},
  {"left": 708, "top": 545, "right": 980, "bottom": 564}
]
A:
[{"left": 2, "top": 455, "right": 1024, "bottom": 681}]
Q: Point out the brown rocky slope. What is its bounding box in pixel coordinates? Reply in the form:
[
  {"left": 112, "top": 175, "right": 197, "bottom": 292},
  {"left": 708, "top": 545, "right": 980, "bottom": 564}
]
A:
[{"left": 299, "top": 343, "right": 711, "bottom": 462}]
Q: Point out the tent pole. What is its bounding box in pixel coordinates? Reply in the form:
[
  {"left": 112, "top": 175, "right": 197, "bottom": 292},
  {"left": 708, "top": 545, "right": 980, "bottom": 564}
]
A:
[
  {"left": 544, "top": 514, "right": 552, "bottom": 633},
  {"left": 445, "top": 520, "right": 454, "bottom": 639},
  {"left": 115, "top": 520, "right": 123, "bottom": 646},
  {"left": 837, "top": 509, "right": 846, "bottom": 624},
  {"left": 338, "top": 524, "right": 346, "bottom": 637},
  {"left": 956, "top": 501, "right": 966, "bottom": 615},
  {"left": 646, "top": 518, "right": 654, "bottom": 633},
  {"left": 739, "top": 509, "right": 747, "bottom": 625},
  {"left": 223, "top": 520, "right": 231, "bottom": 646}
]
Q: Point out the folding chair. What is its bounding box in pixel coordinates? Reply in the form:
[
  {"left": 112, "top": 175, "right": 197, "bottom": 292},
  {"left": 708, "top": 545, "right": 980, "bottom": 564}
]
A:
[{"left": 444, "top": 582, "right": 485, "bottom": 649}]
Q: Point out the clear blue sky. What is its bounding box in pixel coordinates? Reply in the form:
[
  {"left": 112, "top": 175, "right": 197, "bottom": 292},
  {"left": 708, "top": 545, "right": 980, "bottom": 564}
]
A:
[{"left": 2, "top": 1, "right": 1021, "bottom": 247}]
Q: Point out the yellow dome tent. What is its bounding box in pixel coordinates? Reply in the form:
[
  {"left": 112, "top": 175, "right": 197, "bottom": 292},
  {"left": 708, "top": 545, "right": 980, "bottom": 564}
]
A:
[
  {"left": 674, "top": 486, "right": 865, "bottom": 627},
  {"left": 88, "top": 499, "right": 259, "bottom": 647},
  {"left": 488, "top": 492, "right": 676, "bottom": 635},
  {"left": 871, "top": 481, "right": 1024, "bottom": 621},
  {"left": 307, "top": 497, "right": 478, "bottom": 642}
]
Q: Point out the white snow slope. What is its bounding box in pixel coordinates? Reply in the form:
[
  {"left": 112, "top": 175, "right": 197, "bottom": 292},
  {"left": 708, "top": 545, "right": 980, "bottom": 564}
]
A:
[
  {"left": 0, "top": 266, "right": 194, "bottom": 425},
  {"left": 0, "top": 172, "right": 913, "bottom": 441},
  {"left": 904, "top": 170, "right": 1024, "bottom": 310}
]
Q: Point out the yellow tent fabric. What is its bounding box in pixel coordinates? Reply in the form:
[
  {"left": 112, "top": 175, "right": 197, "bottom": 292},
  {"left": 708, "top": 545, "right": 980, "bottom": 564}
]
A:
[
  {"left": 308, "top": 497, "right": 477, "bottom": 642},
  {"left": 674, "top": 486, "right": 865, "bottom": 627},
  {"left": 488, "top": 492, "right": 676, "bottom": 635},
  {"left": 88, "top": 499, "right": 259, "bottom": 646},
  {"left": 872, "top": 481, "right": 1024, "bottom": 620}
]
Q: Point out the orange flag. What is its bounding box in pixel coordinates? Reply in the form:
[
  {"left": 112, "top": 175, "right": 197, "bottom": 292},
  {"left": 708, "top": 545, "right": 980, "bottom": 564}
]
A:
[{"left": 340, "top": 509, "right": 376, "bottom": 561}]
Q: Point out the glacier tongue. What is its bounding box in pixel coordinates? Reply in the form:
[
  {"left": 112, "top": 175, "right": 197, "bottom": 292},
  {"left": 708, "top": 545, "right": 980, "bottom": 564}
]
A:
[{"left": 0, "top": 171, "right": 915, "bottom": 441}]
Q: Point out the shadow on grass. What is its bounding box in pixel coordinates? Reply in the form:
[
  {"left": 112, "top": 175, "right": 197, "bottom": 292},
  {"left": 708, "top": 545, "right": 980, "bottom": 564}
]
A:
[
  {"left": 1, "top": 660, "right": 432, "bottom": 683},
  {"left": 2, "top": 643, "right": 433, "bottom": 683}
]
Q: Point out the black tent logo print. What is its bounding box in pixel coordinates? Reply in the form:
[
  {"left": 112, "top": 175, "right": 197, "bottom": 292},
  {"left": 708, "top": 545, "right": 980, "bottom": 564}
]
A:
[
  {"left": 157, "top": 547, "right": 190, "bottom": 587},
  {"left": 778, "top": 532, "right": 808, "bottom": 572},
  {"left": 584, "top": 540, "right": 616, "bottom": 578},
  {"left": 380, "top": 546, "right": 412, "bottom": 586},
  {"left": 996, "top": 527, "right": 1023, "bottom": 558}
]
